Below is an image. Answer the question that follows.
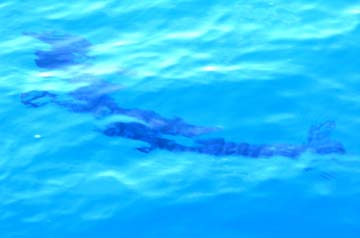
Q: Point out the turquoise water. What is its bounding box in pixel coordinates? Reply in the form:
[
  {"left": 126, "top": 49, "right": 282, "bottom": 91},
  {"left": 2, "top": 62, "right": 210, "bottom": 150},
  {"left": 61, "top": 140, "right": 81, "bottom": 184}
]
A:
[{"left": 1, "top": 0, "right": 360, "bottom": 237}]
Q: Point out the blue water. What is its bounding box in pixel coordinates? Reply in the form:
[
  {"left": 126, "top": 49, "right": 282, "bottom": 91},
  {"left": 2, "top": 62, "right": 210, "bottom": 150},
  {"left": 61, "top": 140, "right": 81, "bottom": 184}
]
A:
[{"left": 1, "top": 0, "right": 360, "bottom": 237}]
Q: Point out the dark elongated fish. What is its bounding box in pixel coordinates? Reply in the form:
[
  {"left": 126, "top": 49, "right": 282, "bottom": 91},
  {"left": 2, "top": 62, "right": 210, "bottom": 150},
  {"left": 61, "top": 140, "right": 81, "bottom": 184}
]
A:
[
  {"left": 20, "top": 32, "right": 346, "bottom": 158},
  {"left": 102, "top": 120, "right": 345, "bottom": 158}
]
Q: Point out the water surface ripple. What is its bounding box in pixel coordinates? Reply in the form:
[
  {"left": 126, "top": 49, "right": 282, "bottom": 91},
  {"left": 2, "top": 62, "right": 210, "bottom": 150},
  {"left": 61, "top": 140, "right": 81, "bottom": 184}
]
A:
[{"left": 0, "top": 0, "right": 359, "bottom": 237}]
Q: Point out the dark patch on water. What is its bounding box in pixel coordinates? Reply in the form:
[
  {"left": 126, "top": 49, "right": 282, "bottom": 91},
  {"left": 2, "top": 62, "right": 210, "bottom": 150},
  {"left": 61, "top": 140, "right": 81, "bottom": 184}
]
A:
[{"left": 20, "top": 32, "right": 346, "bottom": 159}]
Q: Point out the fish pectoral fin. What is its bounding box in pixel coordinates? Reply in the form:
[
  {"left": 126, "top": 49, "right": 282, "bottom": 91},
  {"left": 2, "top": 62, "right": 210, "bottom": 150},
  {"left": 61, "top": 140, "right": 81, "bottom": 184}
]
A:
[{"left": 136, "top": 146, "right": 154, "bottom": 153}]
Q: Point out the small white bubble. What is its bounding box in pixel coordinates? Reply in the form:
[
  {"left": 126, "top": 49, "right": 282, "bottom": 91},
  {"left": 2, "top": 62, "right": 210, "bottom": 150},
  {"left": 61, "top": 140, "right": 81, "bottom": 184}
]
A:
[
  {"left": 201, "top": 65, "right": 219, "bottom": 72},
  {"left": 34, "top": 134, "right": 42, "bottom": 139},
  {"left": 37, "top": 71, "right": 55, "bottom": 77}
]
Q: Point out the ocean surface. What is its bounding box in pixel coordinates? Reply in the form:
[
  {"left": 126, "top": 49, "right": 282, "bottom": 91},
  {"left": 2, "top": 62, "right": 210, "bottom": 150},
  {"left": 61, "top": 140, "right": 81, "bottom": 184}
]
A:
[{"left": 1, "top": 0, "right": 360, "bottom": 237}]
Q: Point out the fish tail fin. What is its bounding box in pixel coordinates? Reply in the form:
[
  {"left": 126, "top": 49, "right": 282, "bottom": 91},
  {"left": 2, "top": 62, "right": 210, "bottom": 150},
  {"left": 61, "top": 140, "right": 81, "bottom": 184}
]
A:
[{"left": 307, "top": 121, "right": 345, "bottom": 155}]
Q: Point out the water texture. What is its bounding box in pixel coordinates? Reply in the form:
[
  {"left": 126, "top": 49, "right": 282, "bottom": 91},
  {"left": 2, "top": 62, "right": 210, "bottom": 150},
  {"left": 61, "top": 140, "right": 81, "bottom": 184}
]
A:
[
  {"left": 20, "top": 32, "right": 346, "bottom": 158},
  {"left": 0, "top": 0, "right": 360, "bottom": 237}
]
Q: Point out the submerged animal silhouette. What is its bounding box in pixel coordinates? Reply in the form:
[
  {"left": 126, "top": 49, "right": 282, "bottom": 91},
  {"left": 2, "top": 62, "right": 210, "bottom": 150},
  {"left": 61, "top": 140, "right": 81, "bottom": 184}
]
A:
[
  {"left": 102, "top": 120, "right": 345, "bottom": 158},
  {"left": 20, "top": 32, "right": 346, "bottom": 158},
  {"left": 20, "top": 86, "right": 217, "bottom": 138}
]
